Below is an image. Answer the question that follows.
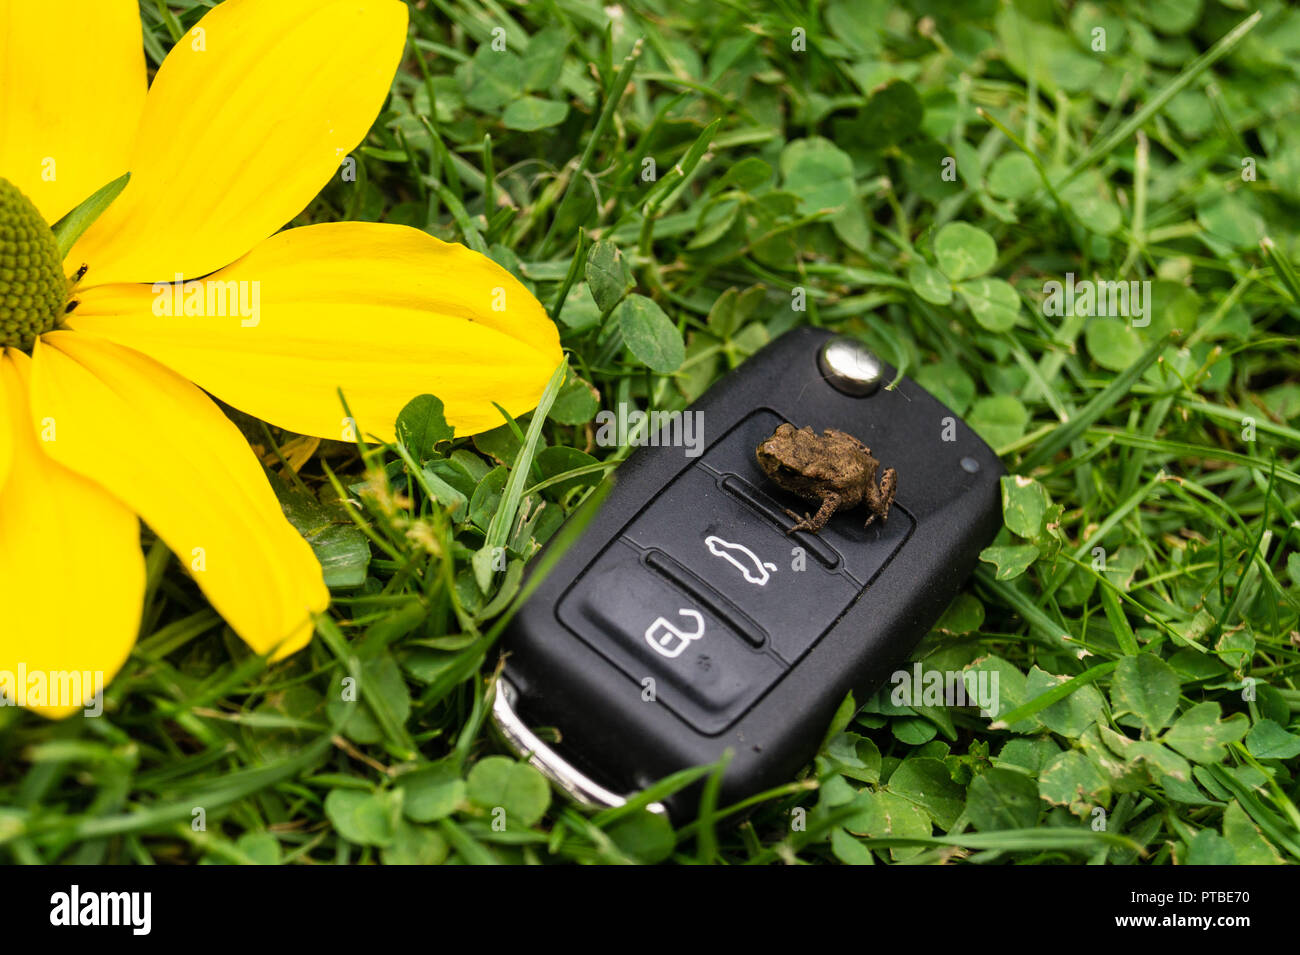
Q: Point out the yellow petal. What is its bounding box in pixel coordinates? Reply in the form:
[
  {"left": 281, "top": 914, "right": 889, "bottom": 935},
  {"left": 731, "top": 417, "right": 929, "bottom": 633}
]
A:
[
  {"left": 30, "top": 333, "right": 328, "bottom": 660},
  {"left": 69, "top": 222, "right": 564, "bottom": 441},
  {"left": 70, "top": 0, "right": 408, "bottom": 285},
  {"left": 0, "top": 348, "right": 144, "bottom": 718},
  {"left": 0, "top": 0, "right": 146, "bottom": 225}
]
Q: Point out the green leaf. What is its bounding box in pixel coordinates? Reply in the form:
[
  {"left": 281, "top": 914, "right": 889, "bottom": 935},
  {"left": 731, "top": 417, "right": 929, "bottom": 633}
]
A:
[
  {"left": 274, "top": 479, "right": 370, "bottom": 589},
  {"left": 397, "top": 394, "right": 455, "bottom": 460},
  {"left": 548, "top": 370, "right": 600, "bottom": 425},
  {"left": 1001, "top": 475, "right": 1048, "bottom": 539},
  {"left": 502, "top": 96, "right": 569, "bottom": 131},
  {"left": 1186, "top": 829, "right": 1236, "bottom": 865},
  {"left": 51, "top": 172, "right": 130, "bottom": 258},
  {"left": 1026, "top": 668, "right": 1106, "bottom": 739},
  {"left": 993, "top": 663, "right": 1116, "bottom": 731},
  {"left": 886, "top": 757, "right": 965, "bottom": 829},
  {"left": 608, "top": 809, "right": 676, "bottom": 863},
  {"left": 1243, "top": 719, "right": 1300, "bottom": 760},
  {"left": 466, "top": 756, "right": 551, "bottom": 827},
  {"left": 534, "top": 445, "right": 601, "bottom": 497},
  {"left": 715, "top": 156, "right": 772, "bottom": 193},
  {"left": 1164, "top": 703, "right": 1250, "bottom": 764},
  {"left": 858, "top": 80, "right": 923, "bottom": 147},
  {"left": 705, "top": 284, "right": 765, "bottom": 338},
  {"left": 824, "top": 732, "right": 881, "bottom": 785},
  {"left": 1131, "top": 742, "right": 1193, "bottom": 787},
  {"left": 843, "top": 790, "right": 932, "bottom": 860},
  {"left": 1214, "top": 627, "right": 1253, "bottom": 670},
  {"left": 996, "top": 738, "right": 1061, "bottom": 775},
  {"left": 458, "top": 46, "right": 525, "bottom": 112},
  {"left": 522, "top": 26, "right": 568, "bottom": 90},
  {"left": 1197, "top": 192, "right": 1264, "bottom": 250},
  {"left": 934, "top": 222, "right": 997, "bottom": 281},
  {"left": 1110, "top": 654, "right": 1181, "bottom": 734},
  {"left": 964, "top": 655, "right": 1037, "bottom": 731},
  {"left": 1038, "top": 751, "right": 1110, "bottom": 817},
  {"left": 327, "top": 654, "right": 412, "bottom": 746},
  {"left": 914, "top": 360, "right": 974, "bottom": 416},
  {"left": 585, "top": 240, "right": 629, "bottom": 313},
  {"left": 558, "top": 282, "right": 603, "bottom": 330},
  {"left": 1062, "top": 172, "right": 1121, "bottom": 236},
  {"left": 1137, "top": 0, "right": 1202, "bottom": 33},
  {"left": 398, "top": 763, "right": 467, "bottom": 822},
  {"left": 891, "top": 716, "right": 938, "bottom": 745},
  {"left": 1222, "top": 801, "right": 1285, "bottom": 864},
  {"left": 825, "top": 0, "right": 885, "bottom": 54},
  {"left": 468, "top": 465, "right": 508, "bottom": 530},
  {"left": 829, "top": 827, "right": 874, "bottom": 865},
  {"left": 235, "top": 831, "right": 282, "bottom": 865},
  {"left": 780, "top": 137, "right": 856, "bottom": 214},
  {"left": 967, "top": 394, "right": 1029, "bottom": 450},
  {"left": 957, "top": 277, "right": 1021, "bottom": 332},
  {"left": 382, "top": 820, "right": 449, "bottom": 865},
  {"left": 965, "top": 768, "right": 1040, "bottom": 830},
  {"left": 986, "top": 152, "right": 1038, "bottom": 200},
  {"left": 616, "top": 294, "right": 685, "bottom": 372},
  {"left": 934, "top": 593, "right": 984, "bottom": 635},
  {"left": 978, "top": 543, "right": 1038, "bottom": 580},
  {"left": 908, "top": 259, "right": 953, "bottom": 305},
  {"left": 324, "top": 789, "right": 400, "bottom": 847},
  {"left": 1085, "top": 319, "right": 1145, "bottom": 372},
  {"left": 996, "top": 5, "right": 1103, "bottom": 97},
  {"left": 419, "top": 463, "right": 469, "bottom": 517}
]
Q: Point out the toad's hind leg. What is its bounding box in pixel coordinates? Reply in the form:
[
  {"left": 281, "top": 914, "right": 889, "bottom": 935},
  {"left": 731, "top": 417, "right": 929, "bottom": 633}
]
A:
[
  {"left": 788, "top": 494, "right": 839, "bottom": 534},
  {"left": 863, "top": 468, "right": 898, "bottom": 527}
]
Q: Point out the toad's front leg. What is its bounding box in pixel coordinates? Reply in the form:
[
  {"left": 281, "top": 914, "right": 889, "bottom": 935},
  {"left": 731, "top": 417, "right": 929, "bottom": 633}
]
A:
[{"left": 787, "top": 493, "right": 840, "bottom": 534}]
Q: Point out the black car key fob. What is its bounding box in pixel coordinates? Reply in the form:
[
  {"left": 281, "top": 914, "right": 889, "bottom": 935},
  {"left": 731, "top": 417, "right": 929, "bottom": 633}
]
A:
[{"left": 493, "top": 326, "right": 1005, "bottom": 819}]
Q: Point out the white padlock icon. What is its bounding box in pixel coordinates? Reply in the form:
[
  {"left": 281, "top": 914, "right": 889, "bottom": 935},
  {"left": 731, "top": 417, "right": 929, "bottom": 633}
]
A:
[{"left": 644, "top": 609, "right": 705, "bottom": 658}]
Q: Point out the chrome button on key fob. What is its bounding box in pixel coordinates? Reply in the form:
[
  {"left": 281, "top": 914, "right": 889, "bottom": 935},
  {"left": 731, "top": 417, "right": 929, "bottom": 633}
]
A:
[{"left": 493, "top": 327, "right": 1005, "bottom": 819}]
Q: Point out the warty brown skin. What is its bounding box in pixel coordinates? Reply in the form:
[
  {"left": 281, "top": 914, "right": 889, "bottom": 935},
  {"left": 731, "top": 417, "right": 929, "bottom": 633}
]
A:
[{"left": 755, "top": 423, "right": 898, "bottom": 534}]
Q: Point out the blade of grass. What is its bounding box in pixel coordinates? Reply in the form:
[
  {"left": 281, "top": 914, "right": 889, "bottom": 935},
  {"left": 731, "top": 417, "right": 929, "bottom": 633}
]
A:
[
  {"left": 1058, "top": 11, "right": 1261, "bottom": 187},
  {"left": 1020, "top": 331, "right": 1174, "bottom": 470}
]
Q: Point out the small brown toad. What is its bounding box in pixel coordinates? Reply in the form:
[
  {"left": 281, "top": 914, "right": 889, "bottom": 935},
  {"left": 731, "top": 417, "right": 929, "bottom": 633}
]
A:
[{"left": 755, "top": 423, "right": 898, "bottom": 534}]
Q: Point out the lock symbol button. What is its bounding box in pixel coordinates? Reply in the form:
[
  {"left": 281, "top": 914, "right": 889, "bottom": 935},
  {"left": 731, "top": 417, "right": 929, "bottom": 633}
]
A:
[{"left": 644, "top": 608, "right": 705, "bottom": 659}]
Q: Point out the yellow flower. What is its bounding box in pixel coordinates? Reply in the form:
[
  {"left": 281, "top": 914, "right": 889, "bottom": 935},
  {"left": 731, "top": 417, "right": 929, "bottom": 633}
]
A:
[{"left": 0, "top": 0, "right": 562, "bottom": 716}]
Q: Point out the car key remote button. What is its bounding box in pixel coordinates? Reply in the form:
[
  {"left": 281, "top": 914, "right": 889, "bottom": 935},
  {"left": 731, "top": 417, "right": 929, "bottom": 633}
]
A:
[
  {"left": 642, "top": 549, "right": 767, "bottom": 648},
  {"left": 698, "top": 410, "right": 916, "bottom": 587},
  {"left": 623, "top": 465, "right": 871, "bottom": 663},
  {"left": 557, "top": 538, "right": 784, "bottom": 735},
  {"left": 717, "top": 474, "right": 841, "bottom": 569}
]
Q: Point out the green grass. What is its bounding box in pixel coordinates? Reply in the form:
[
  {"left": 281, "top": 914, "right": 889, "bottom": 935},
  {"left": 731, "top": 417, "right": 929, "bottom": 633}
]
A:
[{"left": 3, "top": 0, "right": 1300, "bottom": 865}]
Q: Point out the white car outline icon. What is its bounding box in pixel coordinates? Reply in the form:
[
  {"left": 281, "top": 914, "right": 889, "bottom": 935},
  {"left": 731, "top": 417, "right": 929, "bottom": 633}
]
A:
[{"left": 704, "top": 535, "right": 778, "bottom": 586}]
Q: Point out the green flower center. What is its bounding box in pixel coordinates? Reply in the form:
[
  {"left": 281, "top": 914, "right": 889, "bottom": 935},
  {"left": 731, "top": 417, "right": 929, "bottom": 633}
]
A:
[{"left": 0, "top": 177, "right": 69, "bottom": 351}]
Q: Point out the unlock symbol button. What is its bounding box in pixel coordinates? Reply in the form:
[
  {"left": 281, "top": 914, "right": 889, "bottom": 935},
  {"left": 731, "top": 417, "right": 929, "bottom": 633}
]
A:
[{"left": 644, "top": 608, "right": 705, "bottom": 659}]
